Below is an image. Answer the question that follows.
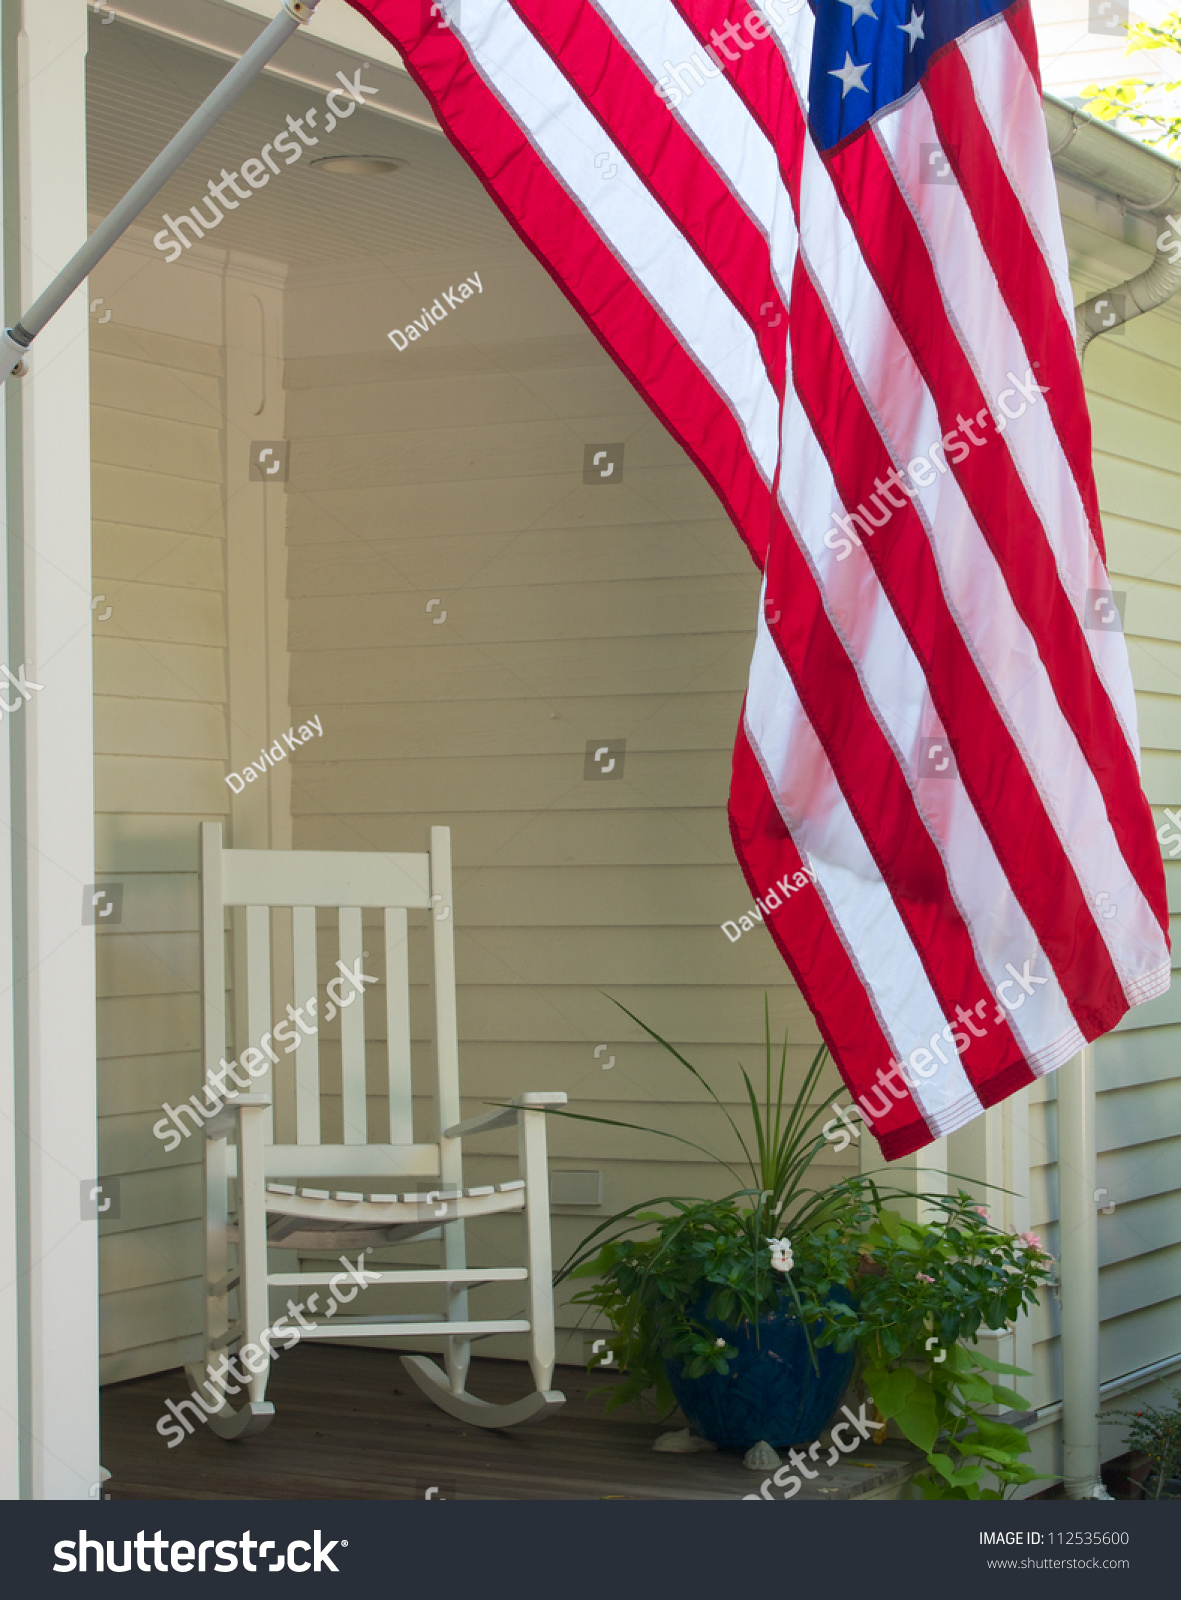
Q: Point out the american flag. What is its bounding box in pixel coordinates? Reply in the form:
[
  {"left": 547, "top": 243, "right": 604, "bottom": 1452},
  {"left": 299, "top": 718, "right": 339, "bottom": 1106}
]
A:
[{"left": 351, "top": 0, "right": 1170, "bottom": 1157}]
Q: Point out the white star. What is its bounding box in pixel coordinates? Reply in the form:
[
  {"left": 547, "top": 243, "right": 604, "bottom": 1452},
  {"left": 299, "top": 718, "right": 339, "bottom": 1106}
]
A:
[
  {"left": 898, "top": 8, "right": 925, "bottom": 50},
  {"left": 829, "top": 52, "right": 871, "bottom": 98},
  {"left": 839, "top": 0, "right": 878, "bottom": 22}
]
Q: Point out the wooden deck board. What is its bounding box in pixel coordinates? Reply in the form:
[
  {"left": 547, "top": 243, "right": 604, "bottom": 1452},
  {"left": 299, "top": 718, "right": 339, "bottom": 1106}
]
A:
[{"left": 99, "top": 1346, "right": 917, "bottom": 1501}]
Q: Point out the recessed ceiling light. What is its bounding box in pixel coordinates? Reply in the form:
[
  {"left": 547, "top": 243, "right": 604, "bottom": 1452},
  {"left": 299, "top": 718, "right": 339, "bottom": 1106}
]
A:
[{"left": 309, "top": 155, "right": 405, "bottom": 176}]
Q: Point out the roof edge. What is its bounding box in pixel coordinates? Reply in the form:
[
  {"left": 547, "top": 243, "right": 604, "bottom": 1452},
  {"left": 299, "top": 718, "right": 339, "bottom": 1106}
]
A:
[{"left": 1045, "top": 92, "right": 1181, "bottom": 217}]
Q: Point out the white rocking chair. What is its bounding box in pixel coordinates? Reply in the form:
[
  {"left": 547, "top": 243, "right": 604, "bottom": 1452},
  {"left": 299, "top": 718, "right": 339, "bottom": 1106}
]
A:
[{"left": 191, "top": 822, "right": 567, "bottom": 1437}]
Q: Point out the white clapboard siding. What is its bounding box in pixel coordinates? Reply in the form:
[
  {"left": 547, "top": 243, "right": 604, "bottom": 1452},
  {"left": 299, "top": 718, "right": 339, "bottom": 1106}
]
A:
[{"left": 90, "top": 269, "right": 231, "bottom": 1385}]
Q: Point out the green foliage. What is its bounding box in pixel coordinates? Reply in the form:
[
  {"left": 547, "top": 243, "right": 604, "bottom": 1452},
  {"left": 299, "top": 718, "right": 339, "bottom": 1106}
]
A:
[
  {"left": 1083, "top": 11, "right": 1181, "bottom": 151},
  {"left": 795, "top": 1203, "right": 1053, "bottom": 1498},
  {"left": 1107, "top": 1391, "right": 1181, "bottom": 1499},
  {"left": 553, "top": 998, "right": 1054, "bottom": 1498}
]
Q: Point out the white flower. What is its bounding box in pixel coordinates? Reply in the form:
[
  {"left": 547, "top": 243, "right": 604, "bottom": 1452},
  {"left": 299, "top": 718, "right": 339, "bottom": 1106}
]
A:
[
  {"left": 767, "top": 1236, "right": 794, "bottom": 1273},
  {"left": 715, "top": 1337, "right": 726, "bottom": 1348}
]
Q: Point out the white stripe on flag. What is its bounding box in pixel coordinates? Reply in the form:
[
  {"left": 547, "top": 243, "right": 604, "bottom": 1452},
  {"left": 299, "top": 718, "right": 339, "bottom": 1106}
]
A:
[
  {"left": 958, "top": 25, "right": 1076, "bottom": 331},
  {"left": 454, "top": 0, "right": 780, "bottom": 482}
]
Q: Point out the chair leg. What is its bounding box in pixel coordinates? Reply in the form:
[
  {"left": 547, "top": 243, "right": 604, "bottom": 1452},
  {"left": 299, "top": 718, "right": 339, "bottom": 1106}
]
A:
[
  {"left": 520, "top": 1106, "right": 556, "bottom": 1391},
  {"left": 192, "top": 1111, "right": 275, "bottom": 1440},
  {"left": 443, "top": 1215, "right": 470, "bottom": 1395},
  {"left": 237, "top": 1104, "right": 273, "bottom": 1407}
]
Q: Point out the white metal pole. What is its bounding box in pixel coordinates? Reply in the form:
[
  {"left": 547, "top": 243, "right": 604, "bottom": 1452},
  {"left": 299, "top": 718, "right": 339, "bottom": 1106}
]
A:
[
  {"left": 1057, "top": 1044, "right": 1108, "bottom": 1498},
  {"left": 0, "top": 0, "right": 319, "bottom": 377}
]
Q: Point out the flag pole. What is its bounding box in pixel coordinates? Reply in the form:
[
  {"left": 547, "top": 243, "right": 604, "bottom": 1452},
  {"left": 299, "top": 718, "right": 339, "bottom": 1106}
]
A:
[{"left": 0, "top": 0, "right": 321, "bottom": 378}]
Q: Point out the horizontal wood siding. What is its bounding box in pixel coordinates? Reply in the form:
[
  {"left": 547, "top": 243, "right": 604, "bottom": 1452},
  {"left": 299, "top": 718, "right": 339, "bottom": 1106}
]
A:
[{"left": 90, "top": 255, "right": 229, "bottom": 1384}]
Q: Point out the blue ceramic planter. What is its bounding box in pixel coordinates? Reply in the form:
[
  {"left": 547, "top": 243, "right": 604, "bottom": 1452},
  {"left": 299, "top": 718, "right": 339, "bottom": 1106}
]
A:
[{"left": 664, "top": 1299, "right": 855, "bottom": 1451}]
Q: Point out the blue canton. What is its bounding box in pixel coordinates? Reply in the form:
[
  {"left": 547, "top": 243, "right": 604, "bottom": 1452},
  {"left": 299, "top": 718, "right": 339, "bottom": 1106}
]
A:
[{"left": 808, "top": 0, "right": 1016, "bottom": 151}]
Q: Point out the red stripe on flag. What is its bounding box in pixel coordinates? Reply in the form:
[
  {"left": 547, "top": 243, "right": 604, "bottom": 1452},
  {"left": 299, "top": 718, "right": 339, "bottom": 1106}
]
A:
[
  {"left": 923, "top": 45, "right": 1102, "bottom": 554},
  {"left": 787, "top": 259, "right": 1134, "bottom": 1039},
  {"left": 350, "top": 0, "right": 774, "bottom": 567},
  {"left": 511, "top": 0, "right": 787, "bottom": 394},
  {"left": 823, "top": 129, "right": 1168, "bottom": 940},
  {"left": 729, "top": 716, "right": 935, "bottom": 1161},
  {"left": 674, "top": 0, "right": 808, "bottom": 209}
]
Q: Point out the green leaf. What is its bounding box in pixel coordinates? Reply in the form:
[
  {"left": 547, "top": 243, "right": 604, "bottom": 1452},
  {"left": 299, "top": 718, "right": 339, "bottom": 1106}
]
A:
[
  {"left": 973, "top": 1415, "right": 1031, "bottom": 1452},
  {"left": 966, "top": 1349, "right": 1030, "bottom": 1376},
  {"left": 864, "top": 1366, "right": 940, "bottom": 1454},
  {"left": 877, "top": 1208, "right": 903, "bottom": 1241},
  {"left": 988, "top": 1384, "right": 1030, "bottom": 1410},
  {"left": 927, "top": 1455, "right": 985, "bottom": 1488},
  {"left": 894, "top": 1382, "right": 940, "bottom": 1453},
  {"left": 954, "top": 1371, "right": 994, "bottom": 1405},
  {"left": 926, "top": 1451, "right": 956, "bottom": 1482},
  {"left": 865, "top": 1364, "right": 916, "bottom": 1417},
  {"left": 958, "top": 1441, "right": 1026, "bottom": 1467}
]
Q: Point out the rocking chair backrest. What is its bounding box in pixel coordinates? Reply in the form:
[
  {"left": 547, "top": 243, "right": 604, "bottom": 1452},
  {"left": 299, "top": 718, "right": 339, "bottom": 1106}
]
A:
[{"left": 199, "top": 823, "right": 461, "bottom": 1175}]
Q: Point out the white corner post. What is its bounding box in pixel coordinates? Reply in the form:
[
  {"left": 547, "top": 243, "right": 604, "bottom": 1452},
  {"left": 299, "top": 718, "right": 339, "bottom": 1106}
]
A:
[
  {"left": 1057, "top": 1044, "right": 1104, "bottom": 1498},
  {"left": 1, "top": 0, "right": 100, "bottom": 1497}
]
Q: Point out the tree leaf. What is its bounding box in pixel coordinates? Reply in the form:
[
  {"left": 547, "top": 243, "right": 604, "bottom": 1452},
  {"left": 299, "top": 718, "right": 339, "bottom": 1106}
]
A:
[
  {"left": 954, "top": 1370, "right": 994, "bottom": 1405},
  {"left": 865, "top": 1364, "right": 916, "bottom": 1417},
  {"left": 966, "top": 1349, "right": 1030, "bottom": 1376}
]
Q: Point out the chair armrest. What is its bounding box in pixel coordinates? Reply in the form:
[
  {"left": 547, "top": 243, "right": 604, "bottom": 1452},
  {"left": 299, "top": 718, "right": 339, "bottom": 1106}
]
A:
[
  {"left": 202, "top": 1093, "right": 272, "bottom": 1141},
  {"left": 444, "top": 1092, "right": 566, "bottom": 1140}
]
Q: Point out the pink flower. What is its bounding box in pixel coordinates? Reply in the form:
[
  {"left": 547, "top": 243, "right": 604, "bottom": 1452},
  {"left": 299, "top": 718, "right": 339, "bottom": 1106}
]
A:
[
  {"left": 972, "top": 1205, "right": 990, "bottom": 1219},
  {"left": 916, "top": 1273, "right": 935, "bottom": 1284},
  {"left": 1018, "top": 1231, "right": 1043, "bottom": 1252}
]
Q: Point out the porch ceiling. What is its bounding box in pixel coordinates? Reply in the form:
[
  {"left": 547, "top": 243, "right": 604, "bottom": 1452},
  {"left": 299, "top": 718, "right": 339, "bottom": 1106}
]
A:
[{"left": 85, "top": 16, "right": 509, "bottom": 267}]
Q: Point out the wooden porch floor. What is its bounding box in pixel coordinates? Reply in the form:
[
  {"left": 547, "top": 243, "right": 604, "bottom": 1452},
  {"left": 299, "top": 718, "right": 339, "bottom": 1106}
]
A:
[{"left": 100, "top": 1345, "right": 917, "bottom": 1501}]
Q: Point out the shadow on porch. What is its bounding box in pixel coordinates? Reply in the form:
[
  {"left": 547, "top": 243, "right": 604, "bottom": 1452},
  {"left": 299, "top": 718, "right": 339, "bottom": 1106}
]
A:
[{"left": 99, "top": 1346, "right": 918, "bottom": 1501}]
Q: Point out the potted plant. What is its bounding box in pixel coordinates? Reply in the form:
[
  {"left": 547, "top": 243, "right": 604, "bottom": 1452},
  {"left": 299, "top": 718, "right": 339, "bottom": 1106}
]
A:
[
  {"left": 555, "top": 1001, "right": 894, "bottom": 1450},
  {"left": 555, "top": 1001, "right": 1054, "bottom": 1495}
]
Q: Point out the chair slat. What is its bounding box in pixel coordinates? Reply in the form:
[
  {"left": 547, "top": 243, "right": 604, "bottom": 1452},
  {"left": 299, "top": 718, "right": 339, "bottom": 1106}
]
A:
[
  {"left": 264, "top": 1142, "right": 439, "bottom": 1179},
  {"left": 245, "top": 906, "right": 274, "bottom": 1144},
  {"left": 222, "top": 849, "right": 430, "bottom": 909},
  {"left": 292, "top": 906, "right": 321, "bottom": 1146},
  {"left": 385, "top": 907, "right": 413, "bottom": 1144},
  {"left": 338, "top": 907, "right": 367, "bottom": 1144}
]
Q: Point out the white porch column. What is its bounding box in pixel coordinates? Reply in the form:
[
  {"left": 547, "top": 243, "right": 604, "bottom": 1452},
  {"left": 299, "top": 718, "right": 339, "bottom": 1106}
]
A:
[
  {"left": 1, "top": 0, "right": 100, "bottom": 1498},
  {"left": 861, "top": 1131, "right": 948, "bottom": 1225},
  {"left": 1058, "top": 1045, "right": 1104, "bottom": 1498}
]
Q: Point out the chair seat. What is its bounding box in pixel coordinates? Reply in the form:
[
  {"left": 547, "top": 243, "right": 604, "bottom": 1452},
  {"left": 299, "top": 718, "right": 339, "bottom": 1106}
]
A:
[
  {"left": 258, "top": 1180, "right": 527, "bottom": 1251},
  {"left": 266, "top": 1179, "right": 524, "bottom": 1222}
]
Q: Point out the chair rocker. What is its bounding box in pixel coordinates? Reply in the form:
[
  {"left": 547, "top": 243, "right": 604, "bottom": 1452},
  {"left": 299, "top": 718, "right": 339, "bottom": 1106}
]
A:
[{"left": 191, "top": 822, "right": 567, "bottom": 1436}]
